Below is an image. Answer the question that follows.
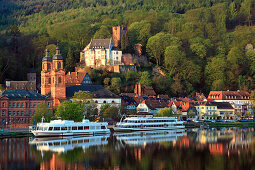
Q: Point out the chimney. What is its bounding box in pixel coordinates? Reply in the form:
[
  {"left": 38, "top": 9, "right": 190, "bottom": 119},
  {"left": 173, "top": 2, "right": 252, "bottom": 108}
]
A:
[{"left": 138, "top": 82, "right": 142, "bottom": 97}]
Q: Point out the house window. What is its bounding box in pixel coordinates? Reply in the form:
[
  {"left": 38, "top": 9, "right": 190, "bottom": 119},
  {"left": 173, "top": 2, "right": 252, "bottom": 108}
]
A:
[
  {"left": 116, "top": 51, "right": 118, "bottom": 54},
  {"left": 29, "top": 111, "right": 32, "bottom": 116},
  {"left": 21, "top": 111, "right": 24, "bottom": 116},
  {"left": 9, "top": 103, "right": 11, "bottom": 108},
  {"left": 48, "top": 78, "right": 51, "bottom": 84},
  {"left": 13, "top": 103, "right": 15, "bottom": 108},
  {"left": 13, "top": 111, "right": 15, "bottom": 116},
  {"left": 21, "top": 103, "right": 24, "bottom": 108},
  {"left": 2, "top": 110, "right": 5, "bottom": 116},
  {"left": 2, "top": 103, "right": 5, "bottom": 108},
  {"left": 30, "top": 102, "right": 32, "bottom": 108},
  {"left": 34, "top": 102, "right": 36, "bottom": 108},
  {"left": 58, "top": 77, "right": 61, "bottom": 83},
  {"left": 17, "top": 111, "right": 19, "bottom": 116},
  {"left": 17, "top": 103, "right": 19, "bottom": 108},
  {"left": 48, "top": 102, "right": 51, "bottom": 108}
]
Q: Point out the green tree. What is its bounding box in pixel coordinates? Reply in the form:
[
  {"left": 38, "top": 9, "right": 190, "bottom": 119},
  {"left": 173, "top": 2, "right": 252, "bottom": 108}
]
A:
[
  {"left": 111, "top": 77, "right": 121, "bottom": 94},
  {"left": 73, "top": 91, "right": 93, "bottom": 103},
  {"left": 31, "top": 103, "right": 54, "bottom": 123},
  {"left": 55, "top": 101, "right": 83, "bottom": 122},
  {"left": 139, "top": 71, "right": 152, "bottom": 86},
  {"left": 102, "top": 106, "right": 120, "bottom": 121},
  {"left": 205, "top": 56, "right": 227, "bottom": 90},
  {"left": 146, "top": 32, "right": 172, "bottom": 65},
  {"left": 155, "top": 108, "right": 173, "bottom": 117},
  {"left": 100, "top": 103, "right": 110, "bottom": 115},
  {"left": 164, "top": 45, "right": 185, "bottom": 74},
  {"left": 187, "top": 110, "right": 196, "bottom": 118},
  {"left": 94, "top": 26, "right": 111, "bottom": 39},
  {"left": 65, "top": 48, "right": 76, "bottom": 72},
  {"left": 85, "top": 104, "right": 98, "bottom": 121}
]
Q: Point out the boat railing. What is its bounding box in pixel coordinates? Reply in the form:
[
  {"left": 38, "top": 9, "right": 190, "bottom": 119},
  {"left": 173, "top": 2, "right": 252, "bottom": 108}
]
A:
[{"left": 125, "top": 114, "right": 154, "bottom": 118}]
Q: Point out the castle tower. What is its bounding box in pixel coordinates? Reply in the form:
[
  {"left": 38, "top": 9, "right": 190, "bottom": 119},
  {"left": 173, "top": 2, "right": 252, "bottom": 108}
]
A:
[
  {"left": 51, "top": 46, "right": 66, "bottom": 99},
  {"left": 112, "top": 26, "right": 127, "bottom": 48},
  {"left": 41, "top": 48, "right": 52, "bottom": 95}
]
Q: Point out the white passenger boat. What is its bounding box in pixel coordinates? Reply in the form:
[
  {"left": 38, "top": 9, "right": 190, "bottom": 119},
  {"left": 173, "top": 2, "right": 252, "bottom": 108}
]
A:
[
  {"left": 115, "top": 129, "right": 185, "bottom": 146},
  {"left": 31, "top": 117, "right": 110, "bottom": 137},
  {"left": 113, "top": 115, "right": 184, "bottom": 132},
  {"left": 29, "top": 135, "right": 109, "bottom": 153}
]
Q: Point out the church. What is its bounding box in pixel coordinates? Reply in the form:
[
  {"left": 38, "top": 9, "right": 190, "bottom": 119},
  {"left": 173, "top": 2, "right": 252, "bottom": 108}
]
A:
[{"left": 41, "top": 47, "right": 121, "bottom": 108}]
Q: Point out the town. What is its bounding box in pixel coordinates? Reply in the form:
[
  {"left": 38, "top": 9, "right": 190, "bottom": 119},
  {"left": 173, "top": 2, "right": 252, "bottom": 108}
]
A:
[{"left": 0, "top": 25, "right": 253, "bottom": 129}]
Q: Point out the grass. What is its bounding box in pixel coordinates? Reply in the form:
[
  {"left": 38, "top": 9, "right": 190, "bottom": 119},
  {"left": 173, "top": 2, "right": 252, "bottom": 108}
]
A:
[{"left": 0, "top": 132, "right": 32, "bottom": 137}]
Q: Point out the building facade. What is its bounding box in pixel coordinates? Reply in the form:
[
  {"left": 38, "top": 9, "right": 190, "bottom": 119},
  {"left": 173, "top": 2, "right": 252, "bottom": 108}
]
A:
[
  {"left": 207, "top": 90, "right": 251, "bottom": 113},
  {"left": 79, "top": 39, "right": 122, "bottom": 68},
  {"left": 41, "top": 47, "right": 66, "bottom": 105},
  {"left": 0, "top": 90, "right": 53, "bottom": 125}
]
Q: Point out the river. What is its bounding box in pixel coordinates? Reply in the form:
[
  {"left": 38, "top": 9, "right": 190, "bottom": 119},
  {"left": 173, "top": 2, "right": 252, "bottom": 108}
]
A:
[{"left": 0, "top": 127, "right": 255, "bottom": 170}]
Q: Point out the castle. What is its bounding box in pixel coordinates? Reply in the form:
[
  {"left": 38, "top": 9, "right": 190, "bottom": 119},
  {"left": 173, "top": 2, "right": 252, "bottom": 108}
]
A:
[
  {"left": 79, "top": 39, "right": 122, "bottom": 68},
  {"left": 41, "top": 46, "right": 121, "bottom": 107}
]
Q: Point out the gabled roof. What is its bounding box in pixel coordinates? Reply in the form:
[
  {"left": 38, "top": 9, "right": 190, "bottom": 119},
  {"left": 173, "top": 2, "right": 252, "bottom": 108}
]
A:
[
  {"left": 88, "top": 39, "right": 112, "bottom": 49},
  {"left": 1, "top": 90, "right": 47, "bottom": 99},
  {"left": 120, "top": 95, "right": 138, "bottom": 106},
  {"left": 66, "top": 85, "right": 120, "bottom": 99},
  {"left": 65, "top": 72, "right": 92, "bottom": 86},
  {"left": 208, "top": 91, "right": 250, "bottom": 100},
  {"left": 142, "top": 99, "right": 169, "bottom": 110}
]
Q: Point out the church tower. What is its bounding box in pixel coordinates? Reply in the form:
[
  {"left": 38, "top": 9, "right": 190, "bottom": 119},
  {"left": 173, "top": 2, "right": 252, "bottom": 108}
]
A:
[
  {"left": 51, "top": 46, "right": 66, "bottom": 99},
  {"left": 41, "top": 48, "right": 52, "bottom": 95}
]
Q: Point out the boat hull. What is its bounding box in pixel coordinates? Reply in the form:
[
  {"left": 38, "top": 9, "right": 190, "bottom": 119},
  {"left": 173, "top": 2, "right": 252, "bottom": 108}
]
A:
[
  {"left": 32, "top": 130, "right": 110, "bottom": 137},
  {"left": 113, "top": 126, "right": 185, "bottom": 132}
]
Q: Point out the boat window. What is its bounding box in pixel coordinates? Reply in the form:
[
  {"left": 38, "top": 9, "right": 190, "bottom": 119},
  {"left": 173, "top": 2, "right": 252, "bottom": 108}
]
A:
[
  {"left": 78, "top": 140, "right": 83, "bottom": 143},
  {"left": 72, "top": 140, "right": 77, "bottom": 144},
  {"left": 72, "top": 127, "right": 77, "bottom": 130},
  {"left": 54, "top": 127, "right": 60, "bottom": 131},
  {"left": 61, "top": 141, "right": 67, "bottom": 145},
  {"left": 96, "top": 126, "right": 100, "bottom": 129},
  {"left": 61, "top": 127, "right": 67, "bottom": 131},
  {"left": 48, "top": 127, "right": 53, "bottom": 131},
  {"left": 101, "top": 126, "right": 106, "bottom": 129},
  {"left": 90, "top": 126, "right": 95, "bottom": 130},
  {"left": 84, "top": 126, "right": 89, "bottom": 130},
  {"left": 78, "top": 126, "right": 83, "bottom": 130},
  {"left": 68, "top": 127, "right": 71, "bottom": 130}
]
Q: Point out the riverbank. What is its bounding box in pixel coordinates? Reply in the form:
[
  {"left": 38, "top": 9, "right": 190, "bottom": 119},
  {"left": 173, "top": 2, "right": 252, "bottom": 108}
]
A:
[{"left": 184, "top": 122, "right": 255, "bottom": 128}]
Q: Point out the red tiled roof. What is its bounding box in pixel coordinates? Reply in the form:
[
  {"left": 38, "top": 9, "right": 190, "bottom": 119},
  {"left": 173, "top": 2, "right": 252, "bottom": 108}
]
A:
[
  {"left": 65, "top": 72, "right": 86, "bottom": 86},
  {"left": 208, "top": 91, "right": 250, "bottom": 100},
  {"left": 144, "top": 99, "right": 169, "bottom": 110}
]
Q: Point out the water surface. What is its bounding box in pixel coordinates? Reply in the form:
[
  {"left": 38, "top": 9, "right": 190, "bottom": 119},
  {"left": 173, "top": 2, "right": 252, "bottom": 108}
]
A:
[{"left": 0, "top": 127, "right": 255, "bottom": 170}]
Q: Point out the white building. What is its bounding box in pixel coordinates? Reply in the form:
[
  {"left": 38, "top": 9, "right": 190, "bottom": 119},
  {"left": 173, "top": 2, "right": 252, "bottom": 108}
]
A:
[{"left": 80, "top": 39, "right": 122, "bottom": 68}]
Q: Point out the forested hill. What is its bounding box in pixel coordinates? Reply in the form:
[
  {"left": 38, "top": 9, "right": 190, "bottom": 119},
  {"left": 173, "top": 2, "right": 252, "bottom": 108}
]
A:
[{"left": 0, "top": 0, "right": 255, "bottom": 96}]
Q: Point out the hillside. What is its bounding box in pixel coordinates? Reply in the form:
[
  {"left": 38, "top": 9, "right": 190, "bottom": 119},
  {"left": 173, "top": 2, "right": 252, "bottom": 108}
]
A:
[{"left": 0, "top": 0, "right": 255, "bottom": 96}]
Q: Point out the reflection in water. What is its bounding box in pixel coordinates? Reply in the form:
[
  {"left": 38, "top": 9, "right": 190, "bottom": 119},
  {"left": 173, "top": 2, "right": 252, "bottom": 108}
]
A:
[
  {"left": 29, "top": 134, "right": 110, "bottom": 153},
  {"left": 1, "top": 128, "right": 255, "bottom": 169},
  {"left": 115, "top": 129, "right": 185, "bottom": 146}
]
